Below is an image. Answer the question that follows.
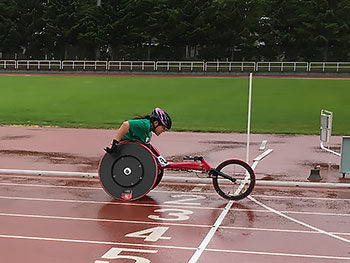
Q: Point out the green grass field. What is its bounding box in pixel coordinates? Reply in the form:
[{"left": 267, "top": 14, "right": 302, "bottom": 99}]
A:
[{"left": 0, "top": 74, "right": 349, "bottom": 134}]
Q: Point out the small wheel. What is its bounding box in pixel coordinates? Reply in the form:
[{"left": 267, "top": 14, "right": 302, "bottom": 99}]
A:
[{"left": 212, "top": 159, "right": 255, "bottom": 200}]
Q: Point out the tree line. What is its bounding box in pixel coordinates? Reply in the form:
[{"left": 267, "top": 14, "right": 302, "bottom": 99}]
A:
[{"left": 0, "top": 0, "right": 349, "bottom": 61}]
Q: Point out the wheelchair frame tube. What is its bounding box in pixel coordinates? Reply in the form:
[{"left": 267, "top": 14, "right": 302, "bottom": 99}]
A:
[{"left": 163, "top": 159, "right": 212, "bottom": 171}]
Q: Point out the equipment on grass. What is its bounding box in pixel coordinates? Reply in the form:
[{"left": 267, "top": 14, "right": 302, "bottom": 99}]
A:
[{"left": 340, "top": 137, "right": 350, "bottom": 178}]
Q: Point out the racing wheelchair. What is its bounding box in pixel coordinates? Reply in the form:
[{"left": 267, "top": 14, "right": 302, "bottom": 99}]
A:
[{"left": 98, "top": 141, "right": 255, "bottom": 201}]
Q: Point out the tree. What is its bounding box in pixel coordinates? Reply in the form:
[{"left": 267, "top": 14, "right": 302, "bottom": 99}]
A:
[
  {"left": 0, "top": 0, "right": 21, "bottom": 58},
  {"left": 43, "top": 0, "right": 81, "bottom": 59},
  {"left": 210, "top": 0, "right": 264, "bottom": 61},
  {"left": 257, "top": 0, "right": 307, "bottom": 61},
  {"left": 163, "top": 0, "right": 215, "bottom": 59},
  {"left": 97, "top": 0, "right": 125, "bottom": 60},
  {"left": 1, "top": 0, "right": 46, "bottom": 59},
  {"left": 303, "top": 0, "right": 350, "bottom": 61},
  {"left": 118, "top": 0, "right": 171, "bottom": 60}
]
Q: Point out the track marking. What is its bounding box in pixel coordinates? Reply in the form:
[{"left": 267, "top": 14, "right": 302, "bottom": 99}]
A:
[
  {"left": 205, "top": 248, "right": 350, "bottom": 261},
  {"left": 253, "top": 194, "right": 350, "bottom": 202},
  {"left": 0, "top": 182, "right": 101, "bottom": 190},
  {"left": 248, "top": 196, "right": 350, "bottom": 244},
  {"left": 191, "top": 184, "right": 206, "bottom": 192},
  {"left": 0, "top": 212, "right": 349, "bottom": 236},
  {"left": 0, "top": 195, "right": 349, "bottom": 217},
  {"left": 0, "top": 212, "right": 211, "bottom": 228},
  {"left": 188, "top": 201, "right": 234, "bottom": 263},
  {"left": 220, "top": 225, "right": 350, "bottom": 236},
  {"left": 0, "top": 195, "right": 221, "bottom": 211},
  {"left": 0, "top": 234, "right": 196, "bottom": 251},
  {"left": 0, "top": 233, "right": 348, "bottom": 261},
  {"left": 252, "top": 149, "right": 273, "bottom": 170},
  {"left": 259, "top": 140, "right": 267, "bottom": 151},
  {"left": 2, "top": 181, "right": 350, "bottom": 202}
]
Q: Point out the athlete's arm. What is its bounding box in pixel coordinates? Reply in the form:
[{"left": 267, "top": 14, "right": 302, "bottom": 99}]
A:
[{"left": 115, "top": 121, "right": 130, "bottom": 141}]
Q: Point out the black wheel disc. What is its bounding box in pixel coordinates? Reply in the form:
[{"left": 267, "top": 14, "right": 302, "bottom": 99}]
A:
[
  {"left": 99, "top": 142, "right": 158, "bottom": 201},
  {"left": 112, "top": 156, "right": 143, "bottom": 187}
]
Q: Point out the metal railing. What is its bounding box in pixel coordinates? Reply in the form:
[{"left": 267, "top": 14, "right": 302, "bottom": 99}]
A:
[
  {"left": 1, "top": 60, "right": 350, "bottom": 74},
  {"left": 256, "top": 62, "right": 309, "bottom": 72}
]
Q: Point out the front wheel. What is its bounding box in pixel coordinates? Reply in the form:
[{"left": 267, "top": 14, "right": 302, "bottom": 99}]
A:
[{"left": 212, "top": 159, "right": 255, "bottom": 200}]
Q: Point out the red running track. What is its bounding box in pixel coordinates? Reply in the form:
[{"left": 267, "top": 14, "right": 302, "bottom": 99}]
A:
[{"left": 0, "top": 174, "right": 349, "bottom": 263}]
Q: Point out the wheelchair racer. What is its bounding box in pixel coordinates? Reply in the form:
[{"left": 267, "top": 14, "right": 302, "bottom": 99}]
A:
[{"left": 104, "top": 107, "right": 171, "bottom": 167}]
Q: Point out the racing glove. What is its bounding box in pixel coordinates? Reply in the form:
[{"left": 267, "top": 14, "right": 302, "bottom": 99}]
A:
[
  {"left": 157, "top": 156, "right": 169, "bottom": 167},
  {"left": 104, "top": 139, "right": 119, "bottom": 154}
]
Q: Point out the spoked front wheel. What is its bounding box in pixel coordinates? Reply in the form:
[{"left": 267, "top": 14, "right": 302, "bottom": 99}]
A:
[{"left": 212, "top": 159, "right": 255, "bottom": 200}]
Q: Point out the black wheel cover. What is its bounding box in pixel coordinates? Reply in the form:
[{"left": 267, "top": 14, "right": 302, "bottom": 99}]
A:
[{"left": 99, "top": 143, "right": 158, "bottom": 201}]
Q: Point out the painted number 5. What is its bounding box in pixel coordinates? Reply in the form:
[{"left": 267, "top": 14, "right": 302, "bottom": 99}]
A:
[{"left": 95, "top": 247, "right": 157, "bottom": 263}]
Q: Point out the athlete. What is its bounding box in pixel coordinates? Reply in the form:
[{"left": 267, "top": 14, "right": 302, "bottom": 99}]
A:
[{"left": 104, "top": 107, "right": 172, "bottom": 166}]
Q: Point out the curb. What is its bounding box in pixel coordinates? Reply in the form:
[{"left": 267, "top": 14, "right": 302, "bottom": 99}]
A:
[{"left": 0, "top": 169, "right": 349, "bottom": 189}]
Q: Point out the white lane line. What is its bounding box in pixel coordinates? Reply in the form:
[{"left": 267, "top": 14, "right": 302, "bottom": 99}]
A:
[
  {"left": 1, "top": 182, "right": 350, "bottom": 202},
  {"left": 0, "top": 234, "right": 195, "bottom": 251},
  {"left": 251, "top": 149, "right": 273, "bottom": 170},
  {"left": 205, "top": 248, "right": 350, "bottom": 261},
  {"left": 1, "top": 195, "right": 349, "bottom": 217},
  {"left": 0, "top": 195, "right": 223, "bottom": 211},
  {"left": 0, "top": 182, "right": 101, "bottom": 190},
  {"left": 252, "top": 194, "right": 350, "bottom": 202},
  {"left": 248, "top": 196, "right": 350, "bottom": 244},
  {"left": 259, "top": 140, "right": 267, "bottom": 151},
  {"left": 1, "top": 212, "right": 349, "bottom": 237},
  {"left": 191, "top": 184, "right": 206, "bottom": 192},
  {"left": 0, "top": 233, "right": 348, "bottom": 261},
  {"left": 220, "top": 225, "right": 350, "bottom": 236},
  {"left": 277, "top": 210, "right": 350, "bottom": 217},
  {"left": 0, "top": 212, "right": 211, "bottom": 228},
  {"left": 188, "top": 201, "right": 234, "bottom": 263}
]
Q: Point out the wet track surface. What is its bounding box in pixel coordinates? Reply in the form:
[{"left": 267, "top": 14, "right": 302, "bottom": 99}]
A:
[
  {"left": 0, "top": 126, "right": 348, "bottom": 183},
  {"left": 0, "top": 175, "right": 349, "bottom": 262},
  {"left": 0, "top": 126, "right": 349, "bottom": 262}
]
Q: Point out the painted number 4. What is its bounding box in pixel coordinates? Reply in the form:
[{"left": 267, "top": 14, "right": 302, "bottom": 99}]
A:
[{"left": 126, "top": 226, "right": 171, "bottom": 242}]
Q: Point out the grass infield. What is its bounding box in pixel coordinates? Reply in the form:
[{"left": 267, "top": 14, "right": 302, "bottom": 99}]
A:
[{"left": 0, "top": 74, "right": 349, "bottom": 134}]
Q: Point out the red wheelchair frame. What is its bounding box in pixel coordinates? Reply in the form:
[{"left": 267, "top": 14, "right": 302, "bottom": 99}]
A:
[{"left": 99, "top": 141, "right": 256, "bottom": 201}]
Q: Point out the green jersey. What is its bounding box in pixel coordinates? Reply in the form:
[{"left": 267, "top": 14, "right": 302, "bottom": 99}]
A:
[{"left": 122, "top": 119, "right": 152, "bottom": 144}]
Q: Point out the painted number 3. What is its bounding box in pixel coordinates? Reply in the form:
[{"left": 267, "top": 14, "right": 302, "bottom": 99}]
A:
[{"left": 148, "top": 208, "right": 194, "bottom": 221}]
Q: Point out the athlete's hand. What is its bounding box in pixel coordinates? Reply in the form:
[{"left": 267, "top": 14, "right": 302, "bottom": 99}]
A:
[
  {"left": 157, "top": 156, "right": 169, "bottom": 167},
  {"left": 104, "top": 139, "right": 119, "bottom": 154}
]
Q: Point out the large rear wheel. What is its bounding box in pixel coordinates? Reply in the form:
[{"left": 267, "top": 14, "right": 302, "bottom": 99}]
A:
[{"left": 98, "top": 143, "right": 158, "bottom": 201}]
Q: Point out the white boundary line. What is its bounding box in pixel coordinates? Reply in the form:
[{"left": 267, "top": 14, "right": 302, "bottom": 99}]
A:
[
  {"left": 0, "top": 212, "right": 211, "bottom": 228},
  {"left": 1, "top": 181, "right": 350, "bottom": 202},
  {"left": 205, "top": 248, "right": 350, "bottom": 261},
  {"left": 0, "top": 169, "right": 98, "bottom": 178},
  {"left": 0, "top": 182, "right": 101, "bottom": 190},
  {"left": 248, "top": 196, "right": 350, "bottom": 244},
  {"left": 0, "top": 195, "right": 349, "bottom": 218},
  {"left": 219, "top": 225, "right": 350, "bottom": 236},
  {"left": 188, "top": 201, "right": 234, "bottom": 263},
  {"left": 2, "top": 169, "right": 350, "bottom": 188},
  {"left": 252, "top": 194, "right": 350, "bottom": 202},
  {"left": 0, "top": 234, "right": 195, "bottom": 251},
  {"left": 0, "top": 233, "right": 349, "bottom": 261},
  {"left": 0, "top": 211, "right": 349, "bottom": 236}
]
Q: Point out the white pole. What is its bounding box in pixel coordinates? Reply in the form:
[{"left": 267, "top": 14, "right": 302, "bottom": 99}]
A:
[{"left": 246, "top": 73, "right": 253, "bottom": 163}]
